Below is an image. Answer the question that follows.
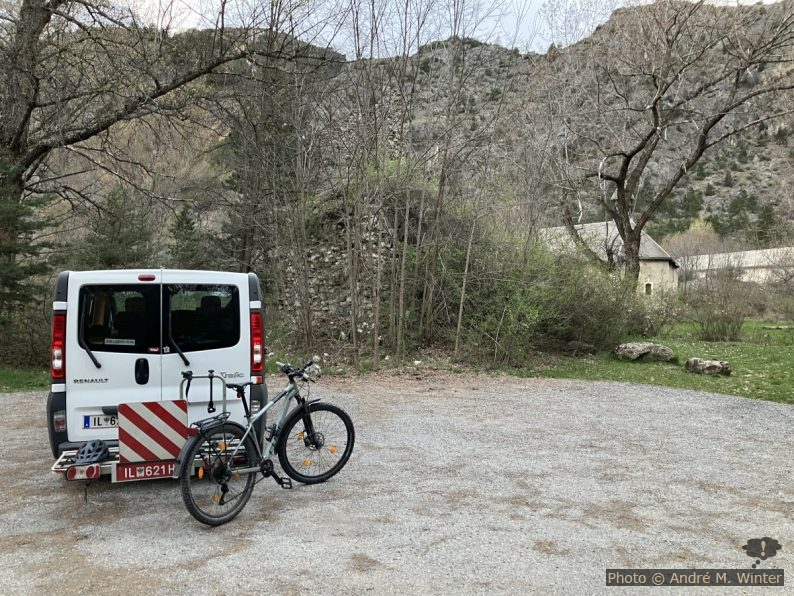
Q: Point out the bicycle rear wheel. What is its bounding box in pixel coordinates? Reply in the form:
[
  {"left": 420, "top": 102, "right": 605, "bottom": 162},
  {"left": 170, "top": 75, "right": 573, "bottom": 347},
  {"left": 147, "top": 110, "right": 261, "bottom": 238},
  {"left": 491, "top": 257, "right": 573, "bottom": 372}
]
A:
[
  {"left": 277, "top": 402, "right": 355, "bottom": 484},
  {"left": 179, "top": 424, "right": 257, "bottom": 526}
]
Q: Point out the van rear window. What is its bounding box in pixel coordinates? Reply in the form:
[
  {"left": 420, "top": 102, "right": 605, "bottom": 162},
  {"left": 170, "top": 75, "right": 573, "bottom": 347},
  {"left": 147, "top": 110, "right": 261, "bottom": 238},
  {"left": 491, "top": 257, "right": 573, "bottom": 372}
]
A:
[
  {"left": 166, "top": 284, "right": 240, "bottom": 353},
  {"left": 78, "top": 283, "right": 241, "bottom": 355},
  {"left": 79, "top": 285, "right": 161, "bottom": 353}
]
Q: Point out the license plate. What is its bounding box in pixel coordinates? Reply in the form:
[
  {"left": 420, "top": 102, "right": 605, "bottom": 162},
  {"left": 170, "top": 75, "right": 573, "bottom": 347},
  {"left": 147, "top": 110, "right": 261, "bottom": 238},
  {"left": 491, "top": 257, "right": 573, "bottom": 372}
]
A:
[
  {"left": 83, "top": 414, "right": 117, "bottom": 429},
  {"left": 114, "top": 461, "right": 175, "bottom": 483}
]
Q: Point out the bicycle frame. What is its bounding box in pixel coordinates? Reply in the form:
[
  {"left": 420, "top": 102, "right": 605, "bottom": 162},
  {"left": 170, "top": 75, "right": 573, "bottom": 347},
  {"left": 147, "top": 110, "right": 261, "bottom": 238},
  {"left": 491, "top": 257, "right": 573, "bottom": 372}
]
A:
[
  {"left": 176, "top": 361, "right": 354, "bottom": 525},
  {"left": 179, "top": 373, "right": 310, "bottom": 476}
]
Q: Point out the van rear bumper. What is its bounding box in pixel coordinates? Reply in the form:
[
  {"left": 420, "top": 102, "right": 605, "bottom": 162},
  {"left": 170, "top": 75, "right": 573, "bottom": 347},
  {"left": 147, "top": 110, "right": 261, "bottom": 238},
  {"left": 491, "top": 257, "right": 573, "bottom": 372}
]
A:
[{"left": 57, "top": 440, "right": 119, "bottom": 453}]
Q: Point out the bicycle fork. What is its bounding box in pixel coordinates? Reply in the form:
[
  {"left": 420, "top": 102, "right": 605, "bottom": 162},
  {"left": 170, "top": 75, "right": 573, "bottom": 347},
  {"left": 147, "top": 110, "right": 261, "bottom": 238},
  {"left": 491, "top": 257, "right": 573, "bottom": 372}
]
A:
[{"left": 297, "top": 397, "right": 323, "bottom": 450}]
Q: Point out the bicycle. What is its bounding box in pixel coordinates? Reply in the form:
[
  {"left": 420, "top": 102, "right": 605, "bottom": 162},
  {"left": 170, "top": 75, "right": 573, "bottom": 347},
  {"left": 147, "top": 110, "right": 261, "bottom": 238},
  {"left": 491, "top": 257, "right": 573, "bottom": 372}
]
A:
[{"left": 174, "top": 360, "right": 355, "bottom": 526}]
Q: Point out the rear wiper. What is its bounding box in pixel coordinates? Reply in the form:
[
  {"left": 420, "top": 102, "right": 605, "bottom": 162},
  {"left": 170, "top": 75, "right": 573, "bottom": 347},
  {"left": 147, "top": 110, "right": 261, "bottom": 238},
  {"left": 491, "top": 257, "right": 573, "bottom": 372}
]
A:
[
  {"left": 78, "top": 302, "right": 102, "bottom": 369},
  {"left": 167, "top": 309, "right": 190, "bottom": 366}
]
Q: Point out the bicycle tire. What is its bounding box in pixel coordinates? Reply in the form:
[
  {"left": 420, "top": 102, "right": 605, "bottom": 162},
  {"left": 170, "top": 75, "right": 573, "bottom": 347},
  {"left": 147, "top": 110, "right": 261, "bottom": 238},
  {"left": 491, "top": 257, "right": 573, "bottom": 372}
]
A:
[
  {"left": 277, "top": 402, "right": 355, "bottom": 484},
  {"left": 179, "top": 424, "right": 257, "bottom": 526}
]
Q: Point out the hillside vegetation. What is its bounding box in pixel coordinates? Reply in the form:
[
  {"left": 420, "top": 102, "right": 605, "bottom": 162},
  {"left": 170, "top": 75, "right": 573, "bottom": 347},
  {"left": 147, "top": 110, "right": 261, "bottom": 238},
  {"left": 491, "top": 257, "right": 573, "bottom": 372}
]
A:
[{"left": 1, "top": 0, "right": 793, "bottom": 369}]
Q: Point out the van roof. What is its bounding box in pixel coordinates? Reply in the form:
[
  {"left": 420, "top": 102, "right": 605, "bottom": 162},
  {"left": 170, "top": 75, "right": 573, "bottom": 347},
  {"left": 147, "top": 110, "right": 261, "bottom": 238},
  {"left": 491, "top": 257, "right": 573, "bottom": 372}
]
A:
[
  {"left": 56, "top": 270, "right": 263, "bottom": 302},
  {"left": 66, "top": 269, "right": 252, "bottom": 276}
]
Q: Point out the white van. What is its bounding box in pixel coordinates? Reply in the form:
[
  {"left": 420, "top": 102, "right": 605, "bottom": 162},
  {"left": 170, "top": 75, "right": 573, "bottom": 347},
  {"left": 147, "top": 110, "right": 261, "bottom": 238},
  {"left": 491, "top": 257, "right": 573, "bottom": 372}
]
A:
[{"left": 47, "top": 269, "right": 267, "bottom": 462}]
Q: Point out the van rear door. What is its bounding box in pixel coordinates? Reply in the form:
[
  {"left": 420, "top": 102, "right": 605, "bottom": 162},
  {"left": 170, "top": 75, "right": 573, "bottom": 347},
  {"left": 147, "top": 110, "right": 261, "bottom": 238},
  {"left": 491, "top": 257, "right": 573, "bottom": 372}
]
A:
[
  {"left": 66, "top": 270, "right": 163, "bottom": 444},
  {"left": 160, "top": 271, "right": 249, "bottom": 426}
]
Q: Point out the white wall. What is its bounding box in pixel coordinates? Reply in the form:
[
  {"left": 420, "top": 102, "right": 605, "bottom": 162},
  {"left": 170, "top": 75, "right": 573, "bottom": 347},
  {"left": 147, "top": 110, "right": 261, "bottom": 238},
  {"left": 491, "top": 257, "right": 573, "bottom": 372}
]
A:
[{"left": 640, "top": 261, "right": 679, "bottom": 294}]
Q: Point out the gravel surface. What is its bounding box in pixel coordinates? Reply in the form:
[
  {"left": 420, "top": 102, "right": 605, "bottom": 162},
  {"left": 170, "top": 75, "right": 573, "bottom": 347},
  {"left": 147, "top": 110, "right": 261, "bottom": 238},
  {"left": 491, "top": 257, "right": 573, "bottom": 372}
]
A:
[{"left": 1, "top": 373, "right": 792, "bottom": 594}]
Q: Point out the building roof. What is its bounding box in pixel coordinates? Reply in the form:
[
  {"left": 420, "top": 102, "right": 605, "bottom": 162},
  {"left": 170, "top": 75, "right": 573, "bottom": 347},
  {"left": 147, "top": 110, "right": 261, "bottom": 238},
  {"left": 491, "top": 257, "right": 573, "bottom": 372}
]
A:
[
  {"left": 538, "top": 221, "right": 678, "bottom": 266},
  {"left": 684, "top": 247, "right": 794, "bottom": 271}
]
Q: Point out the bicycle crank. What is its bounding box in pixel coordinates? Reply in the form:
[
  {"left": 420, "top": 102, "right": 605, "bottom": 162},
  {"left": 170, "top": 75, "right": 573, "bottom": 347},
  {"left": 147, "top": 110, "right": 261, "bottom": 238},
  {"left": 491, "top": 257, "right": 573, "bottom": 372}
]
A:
[{"left": 259, "top": 458, "right": 293, "bottom": 490}]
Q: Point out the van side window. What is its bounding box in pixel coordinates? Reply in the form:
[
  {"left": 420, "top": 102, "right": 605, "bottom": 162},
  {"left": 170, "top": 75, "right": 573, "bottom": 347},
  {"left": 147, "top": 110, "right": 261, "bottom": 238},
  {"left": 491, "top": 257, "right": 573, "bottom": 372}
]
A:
[
  {"left": 166, "top": 284, "right": 240, "bottom": 352},
  {"left": 79, "top": 285, "right": 161, "bottom": 353}
]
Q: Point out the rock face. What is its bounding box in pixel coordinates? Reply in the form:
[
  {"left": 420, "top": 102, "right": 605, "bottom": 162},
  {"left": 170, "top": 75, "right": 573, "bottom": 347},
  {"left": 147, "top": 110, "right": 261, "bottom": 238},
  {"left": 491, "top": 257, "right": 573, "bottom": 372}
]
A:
[
  {"left": 278, "top": 232, "right": 386, "bottom": 343},
  {"left": 685, "top": 358, "right": 732, "bottom": 375},
  {"left": 614, "top": 342, "right": 675, "bottom": 362}
]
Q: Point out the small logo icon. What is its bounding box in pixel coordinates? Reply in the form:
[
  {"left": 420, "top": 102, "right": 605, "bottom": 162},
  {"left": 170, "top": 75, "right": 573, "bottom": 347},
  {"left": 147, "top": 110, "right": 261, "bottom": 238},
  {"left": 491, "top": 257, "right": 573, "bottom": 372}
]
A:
[{"left": 742, "top": 537, "right": 782, "bottom": 568}]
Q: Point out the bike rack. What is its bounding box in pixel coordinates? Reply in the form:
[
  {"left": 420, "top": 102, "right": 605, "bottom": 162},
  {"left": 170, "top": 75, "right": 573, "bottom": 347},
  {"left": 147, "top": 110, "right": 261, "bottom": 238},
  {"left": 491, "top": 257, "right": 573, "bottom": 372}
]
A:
[
  {"left": 179, "top": 370, "right": 229, "bottom": 415},
  {"left": 52, "top": 371, "right": 233, "bottom": 486}
]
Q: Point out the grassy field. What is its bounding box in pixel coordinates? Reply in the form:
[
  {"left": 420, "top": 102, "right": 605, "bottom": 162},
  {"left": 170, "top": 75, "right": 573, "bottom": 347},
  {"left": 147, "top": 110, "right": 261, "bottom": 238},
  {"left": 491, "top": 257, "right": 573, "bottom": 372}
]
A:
[
  {"left": 537, "top": 320, "right": 794, "bottom": 404},
  {"left": 1, "top": 321, "right": 791, "bottom": 404},
  {"left": 0, "top": 367, "right": 50, "bottom": 393}
]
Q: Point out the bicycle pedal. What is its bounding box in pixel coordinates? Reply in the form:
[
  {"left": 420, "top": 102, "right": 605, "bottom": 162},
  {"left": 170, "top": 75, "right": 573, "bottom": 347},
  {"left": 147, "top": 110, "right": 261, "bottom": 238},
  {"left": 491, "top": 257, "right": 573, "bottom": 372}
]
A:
[{"left": 269, "top": 469, "right": 292, "bottom": 490}]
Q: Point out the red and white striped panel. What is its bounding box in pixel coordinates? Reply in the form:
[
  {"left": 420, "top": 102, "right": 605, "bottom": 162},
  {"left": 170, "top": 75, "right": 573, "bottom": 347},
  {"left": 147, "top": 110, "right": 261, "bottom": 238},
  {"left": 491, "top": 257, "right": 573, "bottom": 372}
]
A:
[{"left": 118, "top": 400, "right": 188, "bottom": 463}]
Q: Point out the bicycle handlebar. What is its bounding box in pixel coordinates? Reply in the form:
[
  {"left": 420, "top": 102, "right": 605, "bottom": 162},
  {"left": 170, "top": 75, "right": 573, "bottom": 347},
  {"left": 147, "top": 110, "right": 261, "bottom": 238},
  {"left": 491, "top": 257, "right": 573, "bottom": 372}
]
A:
[{"left": 276, "top": 360, "right": 316, "bottom": 383}]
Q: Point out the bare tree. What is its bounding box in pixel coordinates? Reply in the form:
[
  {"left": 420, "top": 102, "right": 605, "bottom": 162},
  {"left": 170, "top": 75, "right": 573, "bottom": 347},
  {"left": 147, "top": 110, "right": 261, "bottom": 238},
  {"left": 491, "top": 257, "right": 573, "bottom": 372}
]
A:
[
  {"left": 540, "top": 0, "right": 794, "bottom": 283},
  {"left": 413, "top": 0, "right": 511, "bottom": 342},
  {"left": 0, "top": 0, "right": 338, "bottom": 299}
]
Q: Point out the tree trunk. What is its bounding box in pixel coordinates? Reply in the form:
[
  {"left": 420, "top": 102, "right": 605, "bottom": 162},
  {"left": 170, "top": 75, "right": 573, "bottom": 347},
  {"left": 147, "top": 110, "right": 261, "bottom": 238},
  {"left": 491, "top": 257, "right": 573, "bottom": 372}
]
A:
[
  {"left": 296, "top": 196, "right": 314, "bottom": 351},
  {"left": 0, "top": 160, "right": 27, "bottom": 297},
  {"left": 454, "top": 219, "right": 476, "bottom": 358},
  {"left": 388, "top": 205, "right": 399, "bottom": 348},
  {"left": 343, "top": 199, "right": 360, "bottom": 367},
  {"left": 410, "top": 188, "right": 425, "bottom": 315},
  {"left": 1, "top": 1, "right": 52, "bottom": 151},
  {"left": 372, "top": 218, "right": 383, "bottom": 370},
  {"left": 623, "top": 230, "right": 642, "bottom": 282},
  {"left": 396, "top": 201, "right": 410, "bottom": 362},
  {"left": 420, "top": 164, "right": 447, "bottom": 341}
]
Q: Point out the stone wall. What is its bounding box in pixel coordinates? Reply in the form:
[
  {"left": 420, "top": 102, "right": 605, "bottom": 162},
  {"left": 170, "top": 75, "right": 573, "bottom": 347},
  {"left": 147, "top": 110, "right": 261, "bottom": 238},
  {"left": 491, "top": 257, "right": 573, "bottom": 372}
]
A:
[
  {"left": 277, "top": 230, "right": 392, "bottom": 345},
  {"left": 640, "top": 260, "right": 679, "bottom": 294}
]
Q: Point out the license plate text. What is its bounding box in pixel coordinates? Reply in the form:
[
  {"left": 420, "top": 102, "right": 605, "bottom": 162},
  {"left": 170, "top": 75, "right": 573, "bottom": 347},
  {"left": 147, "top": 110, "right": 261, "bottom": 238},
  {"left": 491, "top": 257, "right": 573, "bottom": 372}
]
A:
[
  {"left": 115, "top": 461, "right": 175, "bottom": 482},
  {"left": 83, "top": 414, "right": 117, "bottom": 429}
]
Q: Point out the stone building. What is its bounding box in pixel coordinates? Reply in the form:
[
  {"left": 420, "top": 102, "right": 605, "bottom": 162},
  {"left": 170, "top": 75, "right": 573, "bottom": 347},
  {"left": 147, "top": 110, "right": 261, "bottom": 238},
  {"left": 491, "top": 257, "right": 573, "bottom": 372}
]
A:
[
  {"left": 539, "top": 222, "right": 679, "bottom": 294},
  {"left": 681, "top": 247, "right": 794, "bottom": 285}
]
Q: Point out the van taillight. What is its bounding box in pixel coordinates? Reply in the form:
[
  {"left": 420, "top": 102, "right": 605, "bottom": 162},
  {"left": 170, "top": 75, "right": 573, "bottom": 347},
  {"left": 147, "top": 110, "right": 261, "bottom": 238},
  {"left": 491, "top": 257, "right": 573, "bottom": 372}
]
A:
[
  {"left": 250, "top": 312, "right": 264, "bottom": 375},
  {"left": 51, "top": 313, "right": 66, "bottom": 380},
  {"left": 53, "top": 410, "right": 66, "bottom": 432},
  {"left": 66, "top": 463, "right": 100, "bottom": 481}
]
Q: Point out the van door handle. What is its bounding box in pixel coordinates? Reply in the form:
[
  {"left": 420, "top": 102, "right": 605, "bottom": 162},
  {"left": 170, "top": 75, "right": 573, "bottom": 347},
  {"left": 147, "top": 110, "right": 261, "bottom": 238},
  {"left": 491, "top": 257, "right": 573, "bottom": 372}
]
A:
[{"left": 135, "top": 358, "right": 150, "bottom": 385}]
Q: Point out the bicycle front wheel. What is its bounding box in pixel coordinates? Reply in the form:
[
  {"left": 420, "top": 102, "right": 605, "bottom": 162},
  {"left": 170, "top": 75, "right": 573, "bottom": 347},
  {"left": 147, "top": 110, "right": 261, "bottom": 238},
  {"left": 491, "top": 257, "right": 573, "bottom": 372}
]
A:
[
  {"left": 179, "top": 424, "right": 257, "bottom": 526},
  {"left": 277, "top": 402, "right": 355, "bottom": 484}
]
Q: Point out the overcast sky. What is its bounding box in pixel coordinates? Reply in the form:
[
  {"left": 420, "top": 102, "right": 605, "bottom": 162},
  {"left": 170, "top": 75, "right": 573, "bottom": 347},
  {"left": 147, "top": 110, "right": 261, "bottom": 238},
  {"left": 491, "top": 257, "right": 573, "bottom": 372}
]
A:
[
  {"left": 125, "top": 0, "right": 587, "bottom": 54},
  {"left": 125, "top": 0, "right": 787, "bottom": 56}
]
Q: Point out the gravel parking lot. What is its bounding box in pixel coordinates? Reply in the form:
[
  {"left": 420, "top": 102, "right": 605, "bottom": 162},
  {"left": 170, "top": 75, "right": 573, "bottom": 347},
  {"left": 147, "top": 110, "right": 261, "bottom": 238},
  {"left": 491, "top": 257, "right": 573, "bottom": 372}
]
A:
[{"left": 1, "top": 373, "right": 792, "bottom": 594}]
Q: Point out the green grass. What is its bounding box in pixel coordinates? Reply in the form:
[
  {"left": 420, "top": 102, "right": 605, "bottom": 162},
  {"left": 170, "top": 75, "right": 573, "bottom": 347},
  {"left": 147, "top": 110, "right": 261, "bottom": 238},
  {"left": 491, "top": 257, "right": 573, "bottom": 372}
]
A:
[
  {"left": 0, "top": 367, "right": 49, "bottom": 392},
  {"left": 537, "top": 321, "right": 794, "bottom": 404},
  {"left": 2, "top": 322, "right": 791, "bottom": 404}
]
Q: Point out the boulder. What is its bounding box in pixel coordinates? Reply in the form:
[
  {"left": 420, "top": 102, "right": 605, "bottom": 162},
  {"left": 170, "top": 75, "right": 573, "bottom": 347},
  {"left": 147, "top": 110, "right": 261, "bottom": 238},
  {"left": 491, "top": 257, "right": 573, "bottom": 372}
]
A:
[
  {"left": 685, "top": 358, "right": 732, "bottom": 376},
  {"left": 614, "top": 342, "right": 675, "bottom": 362}
]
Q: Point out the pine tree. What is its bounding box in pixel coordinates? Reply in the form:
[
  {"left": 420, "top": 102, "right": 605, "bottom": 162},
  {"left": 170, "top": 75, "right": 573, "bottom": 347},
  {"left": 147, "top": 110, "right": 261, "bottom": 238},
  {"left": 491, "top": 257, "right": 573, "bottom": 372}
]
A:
[
  {"left": 74, "top": 186, "right": 154, "bottom": 269},
  {"left": 168, "top": 206, "right": 205, "bottom": 269},
  {"left": 753, "top": 203, "right": 777, "bottom": 247}
]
